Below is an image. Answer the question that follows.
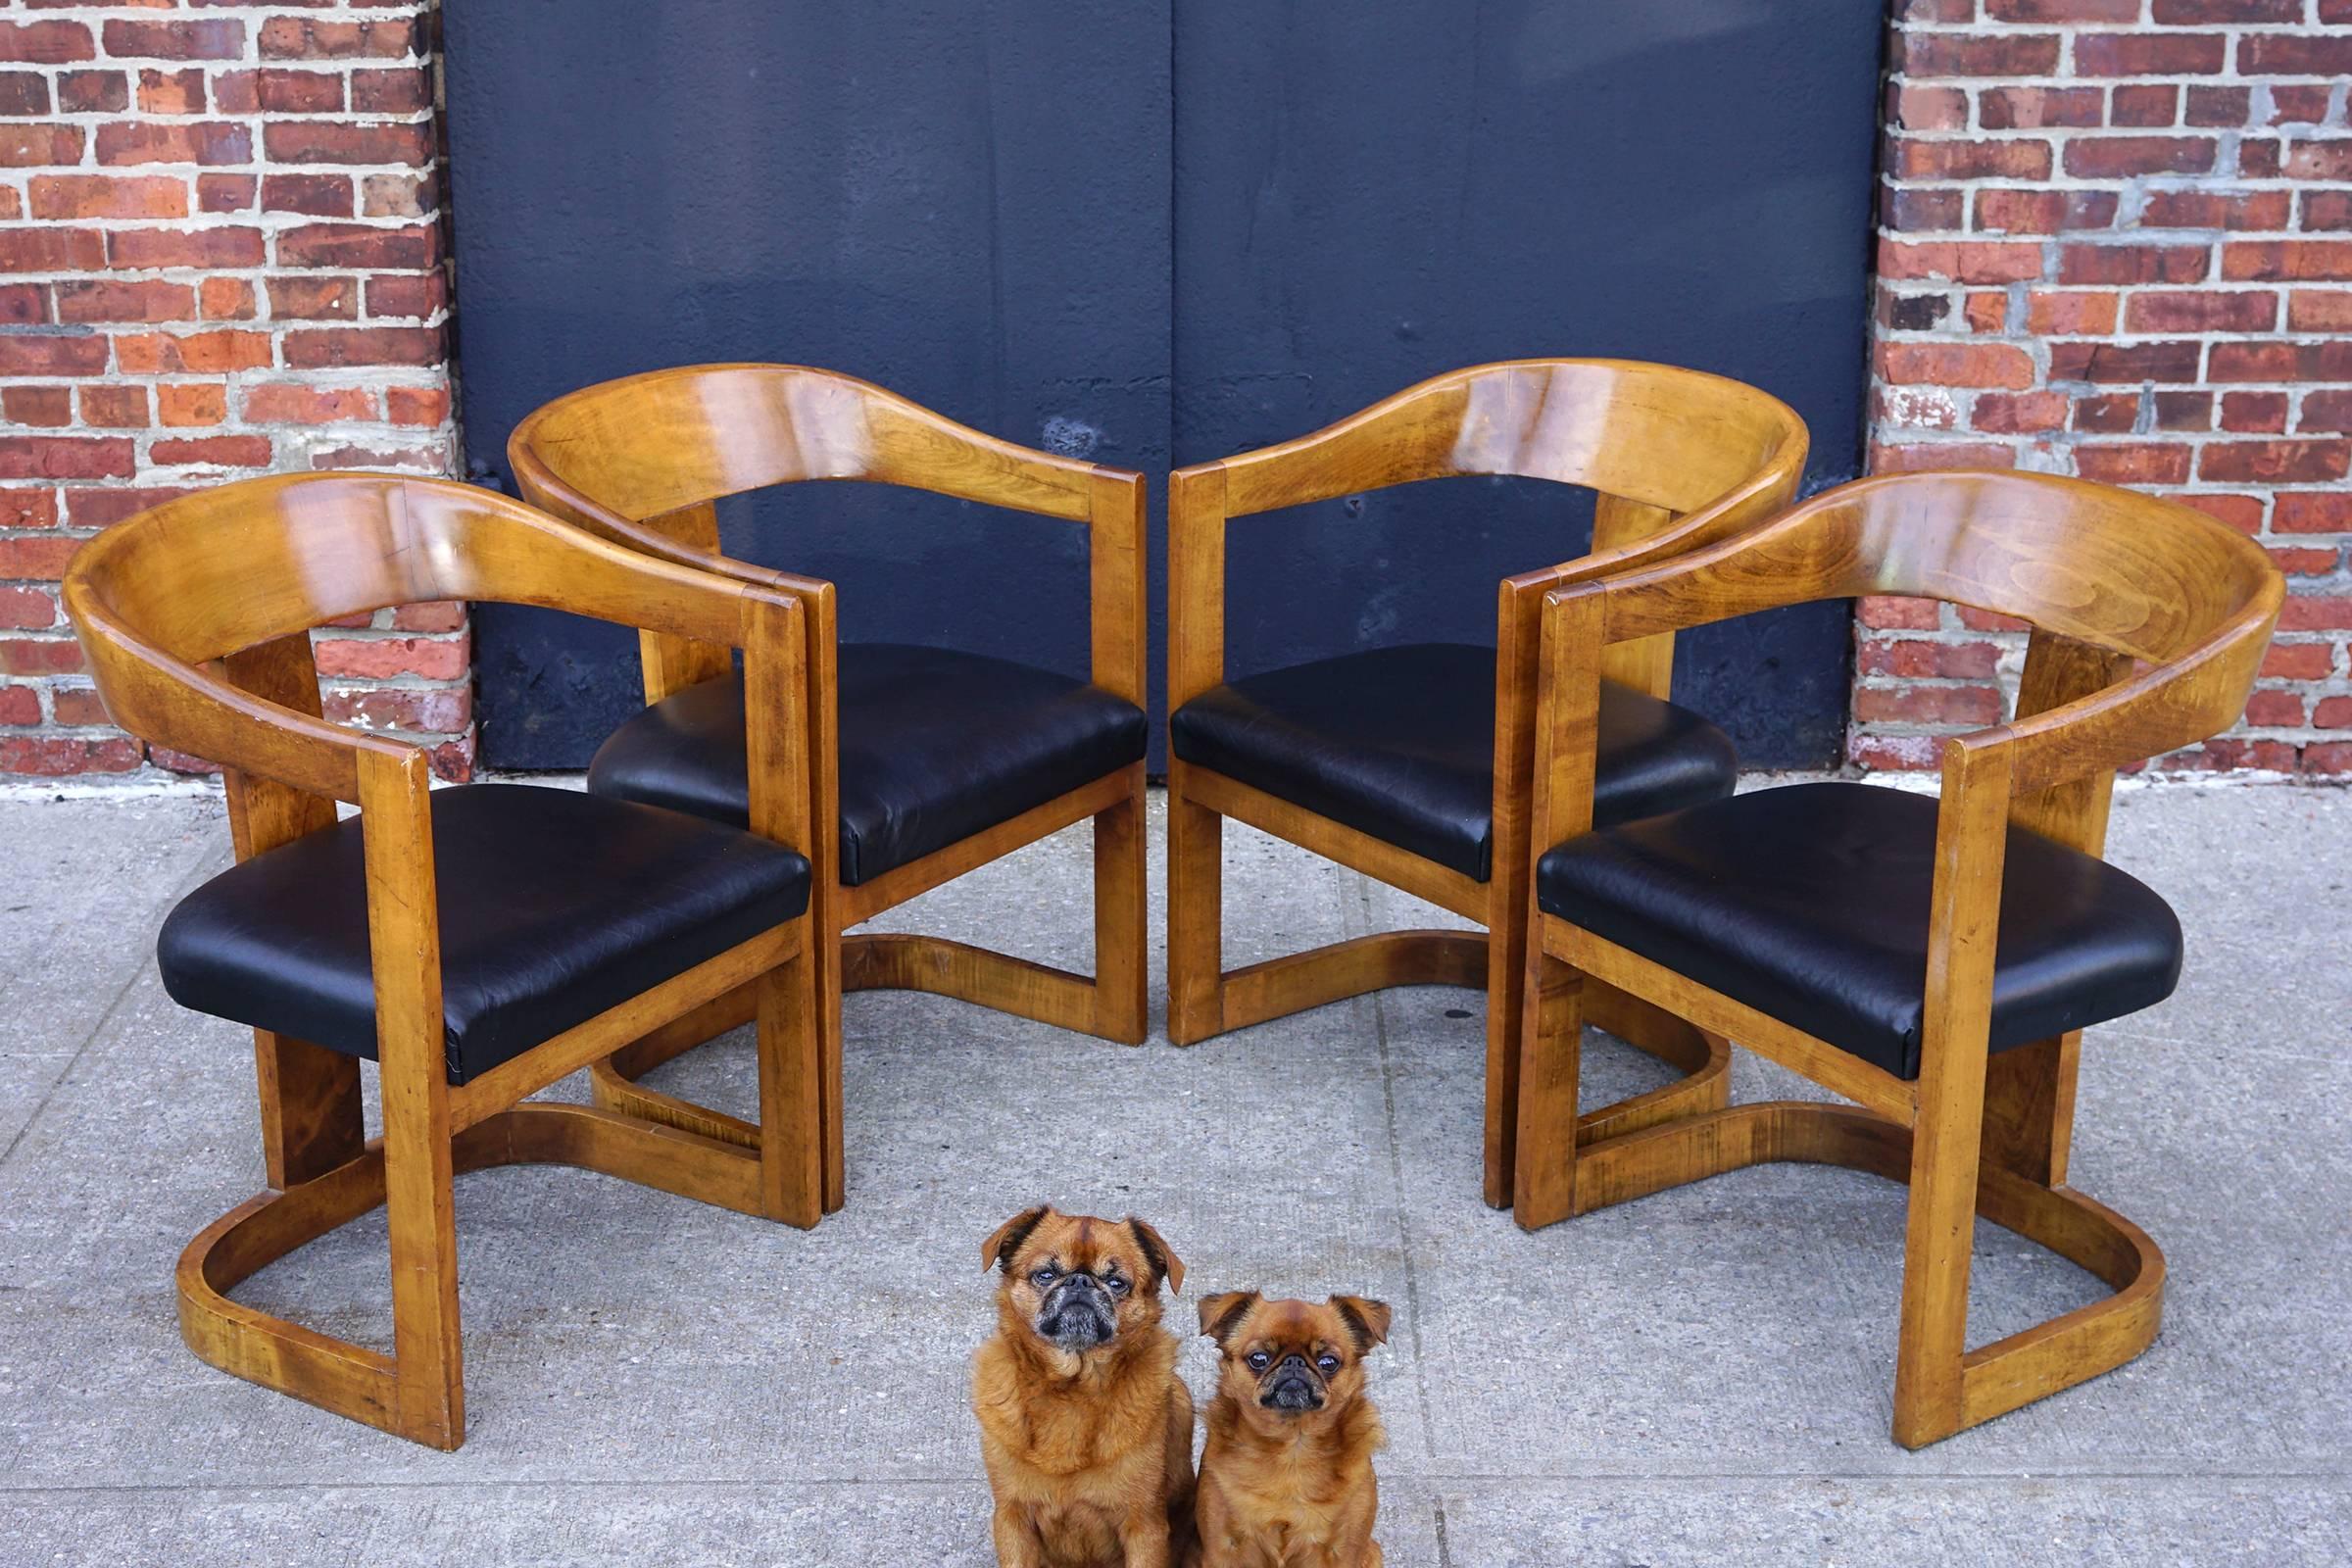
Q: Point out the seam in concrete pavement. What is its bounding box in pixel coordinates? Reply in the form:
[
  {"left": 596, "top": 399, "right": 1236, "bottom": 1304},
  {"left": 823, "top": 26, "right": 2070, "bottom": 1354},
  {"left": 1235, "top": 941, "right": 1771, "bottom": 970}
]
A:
[
  {"left": 0, "top": 845, "right": 224, "bottom": 1172},
  {"left": 1361, "top": 875, "right": 1455, "bottom": 1568}
]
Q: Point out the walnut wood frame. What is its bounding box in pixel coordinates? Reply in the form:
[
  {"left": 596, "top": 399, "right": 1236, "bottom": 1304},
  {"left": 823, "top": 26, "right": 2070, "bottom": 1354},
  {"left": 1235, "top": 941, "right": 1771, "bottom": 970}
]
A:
[
  {"left": 1516, "top": 469, "right": 2283, "bottom": 1446},
  {"left": 510, "top": 366, "right": 1148, "bottom": 1214},
  {"left": 64, "top": 474, "right": 829, "bottom": 1449},
  {"left": 1165, "top": 359, "right": 1809, "bottom": 1207}
]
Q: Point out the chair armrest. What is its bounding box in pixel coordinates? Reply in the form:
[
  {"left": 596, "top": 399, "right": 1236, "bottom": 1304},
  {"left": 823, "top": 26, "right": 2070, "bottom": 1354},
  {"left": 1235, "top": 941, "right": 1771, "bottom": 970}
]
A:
[{"left": 1995, "top": 589, "right": 2282, "bottom": 794}]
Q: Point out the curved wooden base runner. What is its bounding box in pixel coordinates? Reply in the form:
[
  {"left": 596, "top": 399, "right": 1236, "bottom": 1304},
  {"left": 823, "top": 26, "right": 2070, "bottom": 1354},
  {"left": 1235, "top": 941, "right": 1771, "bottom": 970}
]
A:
[
  {"left": 590, "top": 927, "right": 1733, "bottom": 1161},
  {"left": 1565, "top": 1100, "right": 2164, "bottom": 1446},
  {"left": 178, "top": 1102, "right": 765, "bottom": 1448}
]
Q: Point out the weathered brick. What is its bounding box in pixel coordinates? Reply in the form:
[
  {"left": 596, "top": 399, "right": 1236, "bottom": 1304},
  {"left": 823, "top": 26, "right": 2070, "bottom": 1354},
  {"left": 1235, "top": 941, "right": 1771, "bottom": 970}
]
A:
[
  {"left": 282, "top": 326, "right": 444, "bottom": 368},
  {"left": 2049, "top": 339, "right": 2203, "bottom": 383},
  {"left": 0, "top": 21, "right": 94, "bottom": 66},
  {"left": 55, "top": 71, "right": 125, "bottom": 114},
  {"left": 263, "top": 120, "right": 434, "bottom": 168},
  {"left": 1973, "top": 391, "right": 2069, "bottom": 432},
  {"left": 150, "top": 434, "right": 274, "bottom": 469},
  {"left": 28, "top": 174, "right": 187, "bottom": 221},
  {"left": 156, "top": 384, "right": 226, "bottom": 428},
  {"left": 1895, "top": 32, "right": 2062, "bottom": 75},
  {"left": 135, "top": 68, "right": 208, "bottom": 117},
  {"left": 80, "top": 384, "right": 149, "bottom": 429},
  {"left": 113, "top": 329, "right": 272, "bottom": 374},
  {"left": 1976, "top": 188, "right": 2116, "bottom": 233},
  {"left": 1880, "top": 240, "right": 2044, "bottom": 283},
  {"left": 2073, "top": 392, "right": 2141, "bottom": 432},
  {"left": 258, "top": 17, "right": 420, "bottom": 61},
  {"left": 2276, "top": 491, "right": 2352, "bottom": 533},
  {"left": 262, "top": 172, "right": 354, "bottom": 217},
  {"left": 0, "top": 437, "right": 133, "bottom": 482},
  {"left": 1894, "top": 138, "right": 2053, "bottom": 181},
  {"left": 312, "top": 633, "right": 469, "bottom": 681},
  {"left": 94, "top": 121, "right": 251, "bottom": 167},
  {"left": 2209, "top": 340, "right": 2352, "bottom": 380},
  {"left": 0, "top": 334, "right": 109, "bottom": 377},
  {"left": 277, "top": 222, "right": 437, "bottom": 270},
  {"left": 2153, "top": 0, "right": 2300, "bottom": 20},
  {"left": 0, "top": 124, "right": 84, "bottom": 167},
  {"left": 2301, "top": 391, "right": 2352, "bottom": 434},
  {"left": 2218, "top": 391, "right": 2284, "bottom": 432},
  {"left": 2077, "top": 442, "right": 2195, "bottom": 484},
  {"left": 267, "top": 275, "right": 361, "bottom": 319},
  {"left": 2026, "top": 290, "right": 2119, "bottom": 335},
  {"left": 2063, "top": 137, "right": 2217, "bottom": 178},
  {"left": 2237, "top": 34, "right": 2352, "bottom": 76},
  {"left": 2225, "top": 241, "right": 2352, "bottom": 281},
  {"left": 241, "top": 383, "right": 379, "bottom": 424},
  {"left": 1878, "top": 342, "right": 2035, "bottom": 389},
  {"left": 0, "top": 74, "right": 53, "bottom": 117},
  {"left": 195, "top": 173, "right": 257, "bottom": 214},
  {"left": 2137, "top": 189, "right": 2290, "bottom": 231},
  {"left": 1, "top": 387, "right": 71, "bottom": 428},
  {"left": 2124, "top": 290, "right": 2278, "bottom": 332},
  {"left": 2110, "top": 85, "right": 2179, "bottom": 129},
  {"left": 2058, "top": 243, "right": 2208, "bottom": 285},
  {"left": 2199, "top": 439, "right": 2350, "bottom": 485},
  {"left": 101, "top": 19, "right": 245, "bottom": 62},
  {"left": 104, "top": 226, "right": 266, "bottom": 269},
  {"left": 2072, "top": 33, "right": 2228, "bottom": 75}
]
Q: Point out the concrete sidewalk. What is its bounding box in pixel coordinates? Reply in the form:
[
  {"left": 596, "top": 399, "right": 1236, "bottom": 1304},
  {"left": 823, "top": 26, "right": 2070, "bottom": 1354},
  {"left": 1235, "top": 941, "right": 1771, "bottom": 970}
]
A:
[{"left": 0, "top": 783, "right": 2344, "bottom": 1566}]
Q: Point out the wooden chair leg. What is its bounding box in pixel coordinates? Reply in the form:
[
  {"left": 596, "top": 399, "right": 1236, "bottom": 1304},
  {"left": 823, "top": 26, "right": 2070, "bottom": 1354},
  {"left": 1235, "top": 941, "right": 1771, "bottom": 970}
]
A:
[
  {"left": 1166, "top": 770, "right": 1226, "bottom": 1045},
  {"left": 1091, "top": 773, "right": 1149, "bottom": 1045},
  {"left": 816, "top": 908, "right": 847, "bottom": 1214},
  {"left": 756, "top": 947, "right": 825, "bottom": 1229},
  {"left": 253, "top": 1030, "right": 364, "bottom": 1189},
  {"left": 1512, "top": 953, "right": 1584, "bottom": 1229},
  {"left": 1890, "top": 1029, "right": 1992, "bottom": 1448},
  {"left": 1980, "top": 1031, "right": 2080, "bottom": 1187},
  {"left": 1482, "top": 892, "right": 1531, "bottom": 1210}
]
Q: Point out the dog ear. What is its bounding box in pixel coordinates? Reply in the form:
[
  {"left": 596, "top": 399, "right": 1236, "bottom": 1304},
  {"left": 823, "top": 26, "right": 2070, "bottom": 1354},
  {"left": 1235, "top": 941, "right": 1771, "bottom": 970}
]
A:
[
  {"left": 981, "top": 1204, "right": 1053, "bottom": 1273},
  {"left": 1331, "top": 1296, "right": 1393, "bottom": 1352},
  {"left": 1125, "top": 1216, "right": 1185, "bottom": 1296},
  {"left": 1198, "top": 1290, "right": 1258, "bottom": 1346}
]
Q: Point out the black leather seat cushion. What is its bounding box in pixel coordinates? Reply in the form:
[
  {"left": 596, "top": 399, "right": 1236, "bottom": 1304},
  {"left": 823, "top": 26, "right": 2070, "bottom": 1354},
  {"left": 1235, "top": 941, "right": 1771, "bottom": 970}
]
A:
[
  {"left": 157, "top": 784, "right": 811, "bottom": 1085},
  {"left": 1536, "top": 781, "right": 2183, "bottom": 1078},
  {"left": 1168, "top": 643, "right": 1738, "bottom": 882},
  {"left": 587, "top": 644, "right": 1148, "bottom": 887}
]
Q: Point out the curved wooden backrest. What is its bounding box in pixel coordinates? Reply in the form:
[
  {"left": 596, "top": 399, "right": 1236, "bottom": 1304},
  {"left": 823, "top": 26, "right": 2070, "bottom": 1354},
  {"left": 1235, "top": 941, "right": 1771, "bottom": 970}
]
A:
[
  {"left": 1586, "top": 469, "right": 2285, "bottom": 800},
  {"left": 1608, "top": 470, "right": 2278, "bottom": 668},
  {"left": 509, "top": 362, "right": 1103, "bottom": 525},
  {"left": 65, "top": 472, "right": 782, "bottom": 806},
  {"left": 1213, "top": 358, "right": 1808, "bottom": 520}
]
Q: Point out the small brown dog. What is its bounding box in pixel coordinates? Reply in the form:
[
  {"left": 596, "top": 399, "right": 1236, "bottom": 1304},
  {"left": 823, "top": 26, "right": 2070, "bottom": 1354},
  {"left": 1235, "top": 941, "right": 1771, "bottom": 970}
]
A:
[
  {"left": 1190, "top": 1291, "right": 1391, "bottom": 1568},
  {"left": 973, "top": 1205, "right": 1196, "bottom": 1567}
]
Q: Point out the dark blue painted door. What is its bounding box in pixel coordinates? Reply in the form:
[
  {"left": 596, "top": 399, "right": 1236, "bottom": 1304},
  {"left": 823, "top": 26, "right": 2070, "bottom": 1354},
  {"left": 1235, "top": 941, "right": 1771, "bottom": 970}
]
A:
[{"left": 445, "top": 0, "right": 1880, "bottom": 769}]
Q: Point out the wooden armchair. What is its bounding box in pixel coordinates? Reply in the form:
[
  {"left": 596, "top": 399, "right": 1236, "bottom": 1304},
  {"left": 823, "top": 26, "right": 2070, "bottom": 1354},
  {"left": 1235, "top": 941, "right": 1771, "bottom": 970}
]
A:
[
  {"left": 510, "top": 365, "right": 1148, "bottom": 1213},
  {"left": 1166, "top": 359, "right": 1808, "bottom": 1206},
  {"left": 63, "top": 474, "right": 826, "bottom": 1448},
  {"left": 1517, "top": 470, "right": 2283, "bottom": 1446}
]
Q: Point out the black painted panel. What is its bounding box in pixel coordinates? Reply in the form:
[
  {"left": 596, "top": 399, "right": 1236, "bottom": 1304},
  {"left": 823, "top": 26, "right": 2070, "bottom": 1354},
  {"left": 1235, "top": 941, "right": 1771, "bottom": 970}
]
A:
[
  {"left": 1172, "top": 0, "right": 1882, "bottom": 765},
  {"left": 443, "top": 0, "right": 1173, "bottom": 767},
  {"left": 446, "top": 0, "right": 1878, "bottom": 769}
]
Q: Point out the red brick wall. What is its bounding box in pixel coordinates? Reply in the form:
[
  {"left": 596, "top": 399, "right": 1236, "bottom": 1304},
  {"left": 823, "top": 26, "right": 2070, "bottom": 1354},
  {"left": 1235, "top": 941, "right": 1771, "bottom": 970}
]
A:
[
  {"left": 1863, "top": 0, "right": 2352, "bottom": 775},
  {"left": 0, "top": 1, "right": 466, "bottom": 783}
]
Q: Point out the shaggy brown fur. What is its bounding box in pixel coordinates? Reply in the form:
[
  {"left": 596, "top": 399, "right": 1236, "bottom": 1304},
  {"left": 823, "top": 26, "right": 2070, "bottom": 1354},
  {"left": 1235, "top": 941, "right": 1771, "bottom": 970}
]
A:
[
  {"left": 973, "top": 1206, "right": 1196, "bottom": 1567},
  {"left": 1188, "top": 1292, "right": 1390, "bottom": 1568}
]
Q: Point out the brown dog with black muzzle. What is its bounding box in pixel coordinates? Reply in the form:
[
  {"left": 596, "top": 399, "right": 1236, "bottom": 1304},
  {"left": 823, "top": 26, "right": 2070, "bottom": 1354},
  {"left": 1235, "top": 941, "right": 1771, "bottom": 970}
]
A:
[
  {"left": 1190, "top": 1292, "right": 1392, "bottom": 1568},
  {"left": 973, "top": 1205, "right": 1196, "bottom": 1567}
]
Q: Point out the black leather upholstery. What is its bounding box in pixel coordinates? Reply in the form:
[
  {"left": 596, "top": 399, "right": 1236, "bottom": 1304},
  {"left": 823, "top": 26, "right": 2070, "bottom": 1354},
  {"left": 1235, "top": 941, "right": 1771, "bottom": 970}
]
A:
[
  {"left": 1536, "top": 781, "right": 2182, "bottom": 1078},
  {"left": 157, "top": 784, "right": 811, "bottom": 1085},
  {"left": 1168, "top": 643, "right": 1738, "bottom": 882},
  {"left": 587, "top": 644, "right": 1148, "bottom": 886}
]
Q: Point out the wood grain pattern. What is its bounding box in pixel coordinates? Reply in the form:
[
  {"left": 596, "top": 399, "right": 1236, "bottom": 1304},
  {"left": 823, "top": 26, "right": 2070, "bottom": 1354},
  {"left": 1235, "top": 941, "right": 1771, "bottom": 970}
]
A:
[
  {"left": 66, "top": 472, "right": 829, "bottom": 1447},
  {"left": 1518, "top": 467, "right": 2281, "bottom": 1446},
  {"left": 510, "top": 365, "right": 1152, "bottom": 1210},
  {"left": 1164, "top": 359, "right": 1807, "bottom": 1215}
]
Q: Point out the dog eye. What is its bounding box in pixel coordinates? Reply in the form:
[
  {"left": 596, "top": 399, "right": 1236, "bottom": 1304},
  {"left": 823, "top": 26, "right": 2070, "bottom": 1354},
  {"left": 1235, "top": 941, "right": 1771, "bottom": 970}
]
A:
[
  {"left": 1317, "top": 1354, "right": 1341, "bottom": 1373},
  {"left": 1247, "top": 1351, "right": 1270, "bottom": 1372},
  {"left": 1030, "top": 1267, "right": 1055, "bottom": 1287},
  {"left": 1103, "top": 1275, "right": 1128, "bottom": 1296}
]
